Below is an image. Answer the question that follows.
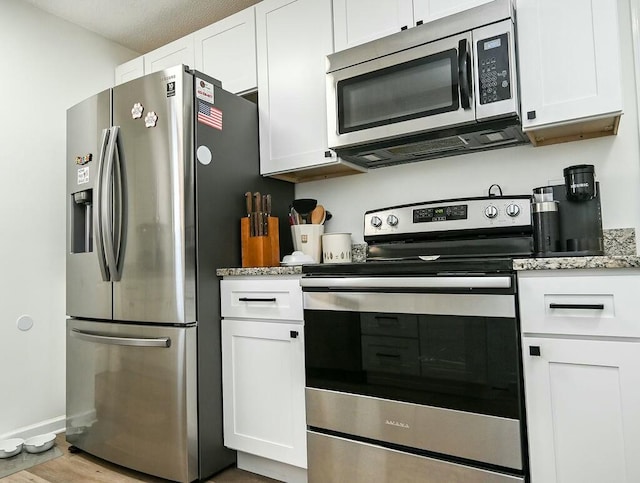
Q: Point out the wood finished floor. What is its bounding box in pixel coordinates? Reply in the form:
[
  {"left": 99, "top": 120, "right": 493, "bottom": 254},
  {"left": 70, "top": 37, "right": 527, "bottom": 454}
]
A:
[{"left": 1, "top": 434, "right": 279, "bottom": 483}]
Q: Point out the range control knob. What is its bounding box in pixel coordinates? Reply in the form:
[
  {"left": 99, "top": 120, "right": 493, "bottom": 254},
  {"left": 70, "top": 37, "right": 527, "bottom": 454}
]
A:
[
  {"left": 484, "top": 205, "right": 499, "bottom": 219},
  {"left": 387, "top": 214, "right": 399, "bottom": 226},
  {"left": 506, "top": 203, "right": 520, "bottom": 217},
  {"left": 371, "top": 216, "right": 382, "bottom": 228}
]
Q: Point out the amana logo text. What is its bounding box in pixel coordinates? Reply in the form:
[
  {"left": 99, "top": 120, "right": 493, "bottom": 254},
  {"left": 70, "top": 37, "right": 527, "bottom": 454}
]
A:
[{"left": 385, "top": 419, "right": 410, "bottom": 429}]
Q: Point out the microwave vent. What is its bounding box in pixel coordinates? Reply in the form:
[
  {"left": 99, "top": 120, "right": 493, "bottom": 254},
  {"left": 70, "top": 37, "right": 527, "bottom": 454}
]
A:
[{"left": 388, "top": 136, "right": 468, "bottom": 156}]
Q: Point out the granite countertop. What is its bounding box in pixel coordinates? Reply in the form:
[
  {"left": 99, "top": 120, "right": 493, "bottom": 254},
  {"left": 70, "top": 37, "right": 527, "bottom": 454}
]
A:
[
  {"left": 218, "top": 232, "right": 640, "bottom": 275},
  {"left": 216, "top": 265, "right": 304, "bottom": 277},
  {"left": 513, "top": 228, "right": 639, "bottom": 270},
  {"left": 512, "top": 255, "right": 640, "bottom": 271},
  {"left": 216, "top": 244, "right": 367, "bottom": 277}
]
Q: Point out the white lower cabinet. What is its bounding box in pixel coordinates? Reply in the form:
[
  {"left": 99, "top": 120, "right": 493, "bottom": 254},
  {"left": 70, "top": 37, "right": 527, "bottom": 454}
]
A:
[
  {"left": 220, "top": 276, "right": 307, "bottom": 482},
  {"left": 519, "top": 269, "right": 640, "bottom": 483},
  {"left": 222, "top": 319, "right": 306, "bottom": 468},
  {"left": 522, "top": 336, "right": 640, "bottom": 483}
]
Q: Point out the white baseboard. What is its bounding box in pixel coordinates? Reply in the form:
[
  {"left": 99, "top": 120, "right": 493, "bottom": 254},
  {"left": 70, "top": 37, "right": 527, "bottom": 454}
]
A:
[
  {"left": 237, "top": 452, "right": 307, "bottom": 483},
  {"left": 0, "top": 415, "right": 66, "bottom": 440}
]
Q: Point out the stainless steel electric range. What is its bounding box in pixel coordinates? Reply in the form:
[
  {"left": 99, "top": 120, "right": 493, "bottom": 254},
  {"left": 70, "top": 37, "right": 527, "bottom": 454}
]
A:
[{"left": 301, "top": 195, "right": 533, "bottom": 483}]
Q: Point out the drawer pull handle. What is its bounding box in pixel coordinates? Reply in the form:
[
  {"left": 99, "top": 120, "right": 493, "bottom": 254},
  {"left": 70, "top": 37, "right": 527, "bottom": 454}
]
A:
[
  {"left": 290, "top": 330, "right": 299, "bottom": 339},
  {"left": 549, "top": 303, "right": 605, "bottom": 310},
  {"left": 529, "top": 346, "right": 541, "bottom": 357},
  {"left": 238, "top": 297, "right": 277, "bottom": 302},
  {"left": 376, "top": 352, "right": 401, "bottom": 359}
]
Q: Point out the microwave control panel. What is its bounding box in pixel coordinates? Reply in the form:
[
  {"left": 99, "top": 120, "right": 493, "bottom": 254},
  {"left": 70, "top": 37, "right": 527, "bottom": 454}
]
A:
[{"left": 477, "top": 32, "right": 511, "bottom": 105}]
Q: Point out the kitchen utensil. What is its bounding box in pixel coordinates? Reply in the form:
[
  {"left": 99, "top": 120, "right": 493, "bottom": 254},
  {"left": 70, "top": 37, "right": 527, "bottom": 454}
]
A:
[
  {"left": 245, "top": 192, "right": 253, "bottom": 236},
  {"left": 253, "top": 192, "right": 262, "bottom": 236},
  {"left": 310, "top": 205, "right": 325, "bottom": 224},
  {"left": 321, "top": 233, "right": 352, "bottom": 263},
  {"left": 23, "top": 433, "right": 55, "bottom": 454},
  {"left": 0, "top": 438, "right": 24, "bottom": 458},
  {"left": 292, "top": 199, "right": 317, "bottom": 224}
]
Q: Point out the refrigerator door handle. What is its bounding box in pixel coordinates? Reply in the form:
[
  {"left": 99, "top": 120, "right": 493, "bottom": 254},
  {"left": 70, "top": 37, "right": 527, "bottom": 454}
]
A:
[
  {"left": 102, "top": 126, "right": 121, "bottom": 281},
  {"left": 112, "top": 130, "right": 124, "bottom": 280},
  {"left": 70, "top": 328, "right": 171, "bottom": 348},
  {"left": 94, "top": 127, "right": 110, "bottom": 281}
]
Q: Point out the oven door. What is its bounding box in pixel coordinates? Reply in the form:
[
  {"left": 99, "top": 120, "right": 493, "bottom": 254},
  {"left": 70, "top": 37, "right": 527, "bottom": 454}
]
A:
[
  {"left": 302, "top": 275, "right": 525, "bottom": 474},
  {"left": 327, "top": 32, "right": 475, "bottom": 150}
]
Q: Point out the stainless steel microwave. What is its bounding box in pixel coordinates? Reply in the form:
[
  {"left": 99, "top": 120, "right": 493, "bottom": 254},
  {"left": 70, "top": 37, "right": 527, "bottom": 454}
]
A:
[{"left": 326, "top": 0, "right": 527, "bottom": 168}]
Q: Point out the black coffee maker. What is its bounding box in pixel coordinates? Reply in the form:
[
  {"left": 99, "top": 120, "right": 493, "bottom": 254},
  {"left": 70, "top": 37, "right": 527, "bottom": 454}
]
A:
[{"left": 532, "top": 164, "right": 604, "bottom": 256}]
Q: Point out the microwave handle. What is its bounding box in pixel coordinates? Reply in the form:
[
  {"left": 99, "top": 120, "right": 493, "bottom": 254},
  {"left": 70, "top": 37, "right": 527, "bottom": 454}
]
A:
[{"left": 458, "top": 39, "right": 472, "bottom": 109}]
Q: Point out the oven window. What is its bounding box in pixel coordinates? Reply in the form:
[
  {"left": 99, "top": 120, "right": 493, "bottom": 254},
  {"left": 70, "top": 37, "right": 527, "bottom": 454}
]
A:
[
  {"left": 337, "top": 49, "right": 459, "bottom": 134},
  {"left": 305, "top": 311, "right": 520, "bottom": 419}
]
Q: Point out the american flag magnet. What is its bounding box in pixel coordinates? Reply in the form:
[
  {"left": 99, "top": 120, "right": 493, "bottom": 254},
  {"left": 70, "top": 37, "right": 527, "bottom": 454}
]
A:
[{"left": 198, "top": 101, "right": 222, "bottom": 130}]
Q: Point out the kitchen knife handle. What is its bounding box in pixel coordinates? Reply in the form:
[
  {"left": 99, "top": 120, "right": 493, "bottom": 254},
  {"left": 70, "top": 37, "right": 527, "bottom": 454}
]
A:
[
  {"left": 254, "top": 192, "right": 262, "bottom": 236},
  {"left": 245, "top": 192, "right": 253, "bottom": 236}
]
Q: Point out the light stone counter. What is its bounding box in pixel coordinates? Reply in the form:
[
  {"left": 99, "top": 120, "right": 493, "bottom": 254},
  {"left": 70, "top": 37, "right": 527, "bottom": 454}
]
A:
[
  {"left": 216, "top": 243, "right": 367, "bottom": 277},
  {"left": 513, "top": 228, "right": 638, "bottom": 271},
  {"left": 513, "top": 255, "right": 640, "bottom": 271}
]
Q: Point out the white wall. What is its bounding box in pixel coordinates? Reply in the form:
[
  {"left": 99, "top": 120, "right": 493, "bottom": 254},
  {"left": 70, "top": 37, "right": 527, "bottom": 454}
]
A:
[
  {"left": 297, "top": 0, "right": 640, "bottom": 246},
  {"left": 0, "top": 0, "right": 137, "bottom": 438}
]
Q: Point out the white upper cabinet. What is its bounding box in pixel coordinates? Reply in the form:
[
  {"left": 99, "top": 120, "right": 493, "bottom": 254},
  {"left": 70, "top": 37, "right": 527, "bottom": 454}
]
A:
[
  {"left": 115, "top": 56, "right": 144, "bottom": 85},
  {"left": 257, "top": 0, "right": 364, "bottom": 182},
  {"left": 516, "top": 0, "right": 623, "bottom": 146},
  {"left": 412, "top": 0, "right": 495, "bottom": 25},
  {"left": 332, "top": 0, "right": 494, "bottom": 51},
  {"left": 332, "top": 0, "right": 413, "bottom": 51},
  {"left": 144, "top": 36, "right": 195, "bottom": 74},
  {"left": 193, "top": 7, "right": 257, "bottom": 94}
]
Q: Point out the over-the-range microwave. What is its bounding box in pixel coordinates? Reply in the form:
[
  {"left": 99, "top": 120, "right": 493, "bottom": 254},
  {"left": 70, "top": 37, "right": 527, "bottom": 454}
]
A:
[{"left": 326, "top": 0, "right": 527, "bottom": 168}]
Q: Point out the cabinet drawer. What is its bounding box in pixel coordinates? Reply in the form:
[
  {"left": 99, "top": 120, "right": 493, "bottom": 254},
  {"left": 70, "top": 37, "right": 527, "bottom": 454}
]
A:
[
  {"left": 220, "top": 278, "right": 303, "bottom": 321},
  {"left": 518, "top": 271, "right": 640, "bottom": 338}
]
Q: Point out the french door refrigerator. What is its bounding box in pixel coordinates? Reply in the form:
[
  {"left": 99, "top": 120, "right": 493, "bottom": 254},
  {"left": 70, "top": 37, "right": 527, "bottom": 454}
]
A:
[{"left": 65, "top": 65, "right": 293, "bottom": 482}]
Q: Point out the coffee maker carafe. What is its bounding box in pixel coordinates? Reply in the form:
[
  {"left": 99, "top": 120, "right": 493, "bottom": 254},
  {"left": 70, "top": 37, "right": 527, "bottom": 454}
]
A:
[{"left": 532, "top": 164, "right": 604, "bottom": 256}]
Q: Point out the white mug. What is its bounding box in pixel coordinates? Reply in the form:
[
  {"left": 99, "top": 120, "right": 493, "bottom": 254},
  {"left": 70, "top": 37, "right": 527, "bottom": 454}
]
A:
[
  {"left": 321, "top": 233, "right": 352, "bottom": 263},
  {"left": 291, "top": 224, "right": 324, "bottom": 263}
]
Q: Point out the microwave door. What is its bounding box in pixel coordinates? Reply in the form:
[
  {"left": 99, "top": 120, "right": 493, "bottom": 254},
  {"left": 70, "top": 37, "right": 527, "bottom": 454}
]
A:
[{"left": 327, "top": 31, "right": 476, "bottom": 150}]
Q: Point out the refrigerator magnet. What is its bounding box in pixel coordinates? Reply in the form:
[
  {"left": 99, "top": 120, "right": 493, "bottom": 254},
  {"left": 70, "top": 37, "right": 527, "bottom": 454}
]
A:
[
  {"left": 131, "top": 102, "right": 144, "bottom": 119},
  {"left": 197, "top": 145, "right": 212, "bottom": 165},
  {"left": 144, "top": 111, "right": 158, "bottom": 128},
  {"left": 196, "top": 78, "right": 214, "bottom": 104}
]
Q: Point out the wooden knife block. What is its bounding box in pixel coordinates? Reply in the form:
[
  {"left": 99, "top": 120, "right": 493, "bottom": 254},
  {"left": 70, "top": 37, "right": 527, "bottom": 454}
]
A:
[{"left": 241, "top": 217, "right": 280, "bottom": 268}]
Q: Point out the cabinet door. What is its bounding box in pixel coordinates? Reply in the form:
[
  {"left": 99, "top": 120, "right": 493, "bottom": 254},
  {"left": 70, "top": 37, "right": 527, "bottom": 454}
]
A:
[
  {"left": 332, "top": 0, "right": 413, "bottom": 51},
  {"left": 144, "top": 36, "right": 195, "bottom": 74},
  {"left": 522, "top": 337, "right": 640, "bottom": 483},
  {"left": 193, "top": 7, "right": 257, "bottom": 94},
  {"left": 256, "top": 0, "right": 335, "bottom": 175},
  {"left": 413, "top": 0, "right": 494, "bottom": 25},
  {"left": 517, "top": 0, "right": 622, "bottom": 131},
  {"left": 222, "top": 319, "right": 307, "bottom": 468},
  {"left": 115, "top": 57, "right": 144, "bottom": 85}
]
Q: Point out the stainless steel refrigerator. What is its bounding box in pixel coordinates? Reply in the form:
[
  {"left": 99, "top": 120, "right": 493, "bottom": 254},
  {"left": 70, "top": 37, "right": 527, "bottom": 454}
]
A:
[{"left": 65, "top": 65, "right": 293, "bottom": 482}]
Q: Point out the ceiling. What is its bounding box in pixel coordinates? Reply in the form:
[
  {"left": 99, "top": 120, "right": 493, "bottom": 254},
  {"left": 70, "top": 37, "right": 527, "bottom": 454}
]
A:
[{"left": 20, "top": 0, "right": 261, "bottom": 53}]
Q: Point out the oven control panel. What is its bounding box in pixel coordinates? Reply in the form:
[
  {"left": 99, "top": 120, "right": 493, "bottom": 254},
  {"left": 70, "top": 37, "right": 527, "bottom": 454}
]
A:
[{"left": 364, "top": 196, "right": 532, "bottom": 238}]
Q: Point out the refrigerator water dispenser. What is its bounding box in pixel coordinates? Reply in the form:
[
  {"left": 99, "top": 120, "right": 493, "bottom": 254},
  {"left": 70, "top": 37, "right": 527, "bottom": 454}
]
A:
[{"left": 71, "top": 189, "right": 92, "bottom": 253}]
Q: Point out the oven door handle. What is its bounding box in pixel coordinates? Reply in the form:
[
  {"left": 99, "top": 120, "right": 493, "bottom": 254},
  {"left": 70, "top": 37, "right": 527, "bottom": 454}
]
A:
[{"left": 300, "top": 276, "right": 511, "bottom": 290}]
